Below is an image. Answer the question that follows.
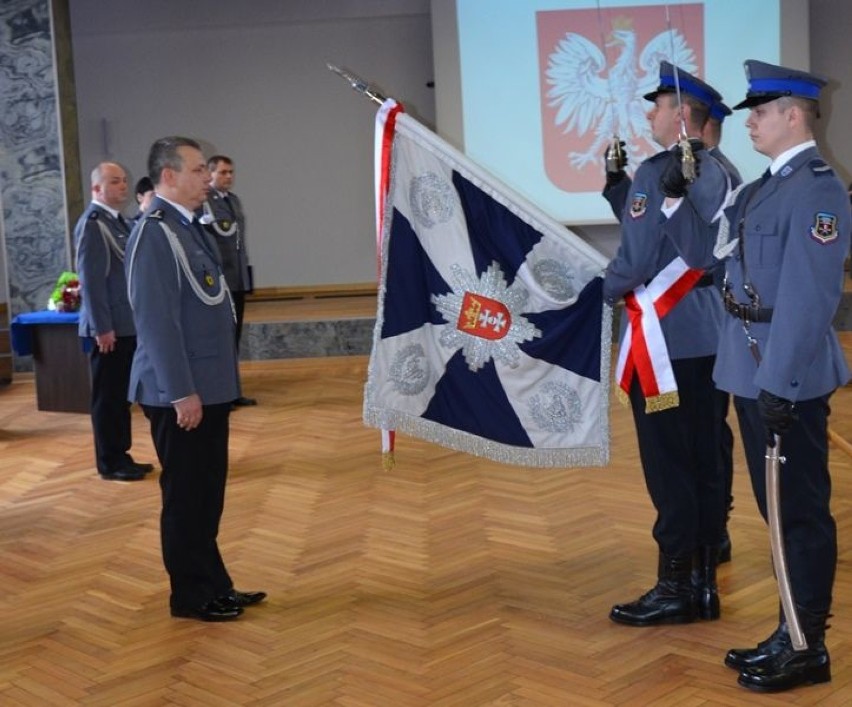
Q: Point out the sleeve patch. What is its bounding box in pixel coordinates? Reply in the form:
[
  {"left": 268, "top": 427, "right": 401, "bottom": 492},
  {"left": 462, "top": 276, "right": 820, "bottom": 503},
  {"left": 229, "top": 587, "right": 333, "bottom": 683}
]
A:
[
  {"left": 629, "top": 193, "right": 648, "bottom": 219},
  {"left": 810, "top": 212, "right": 839, "bottom": 244}
]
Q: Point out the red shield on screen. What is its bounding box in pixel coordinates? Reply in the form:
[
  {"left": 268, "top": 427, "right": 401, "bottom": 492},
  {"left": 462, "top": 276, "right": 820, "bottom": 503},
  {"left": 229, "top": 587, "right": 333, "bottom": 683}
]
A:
[{"left": 537, "top": 4, "right": 704, "bottom": 194}]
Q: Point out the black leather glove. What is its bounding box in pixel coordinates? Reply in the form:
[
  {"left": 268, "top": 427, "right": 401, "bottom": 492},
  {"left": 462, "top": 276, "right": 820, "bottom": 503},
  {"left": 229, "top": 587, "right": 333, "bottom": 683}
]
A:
[
  {"left": 604, "top": 140, "right": 627, "bottom": 187},
  {"left": 660, "top": 139, "right": 704, "bottom": 198},
  {"left": 756, "top": 389, "right": 798, "bottom": 446}
]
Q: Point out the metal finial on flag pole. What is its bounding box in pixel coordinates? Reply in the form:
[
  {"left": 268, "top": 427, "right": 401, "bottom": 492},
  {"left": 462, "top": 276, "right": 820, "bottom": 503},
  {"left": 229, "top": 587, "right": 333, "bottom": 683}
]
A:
[{"left": 327, "top": 63, "right": 387, "bottom": 105}]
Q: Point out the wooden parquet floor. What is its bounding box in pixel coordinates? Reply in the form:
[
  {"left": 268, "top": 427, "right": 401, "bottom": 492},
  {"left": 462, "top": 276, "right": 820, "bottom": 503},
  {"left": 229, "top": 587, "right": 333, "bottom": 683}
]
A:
[{"left": 2, "top": 343, "right": 852, "bottom": 705}]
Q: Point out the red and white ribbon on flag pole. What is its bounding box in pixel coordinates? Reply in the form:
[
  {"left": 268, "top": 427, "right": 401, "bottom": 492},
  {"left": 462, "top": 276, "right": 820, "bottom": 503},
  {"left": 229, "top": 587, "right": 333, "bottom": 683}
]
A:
[
  {"left": 615, "top": 257, "right": 704, "bottom": 412},
  {"left": 374, "top": 98, "right": 404, "bottom": 468},
  {"left": 374, "top": 99, "right": 404, "bottom": 259}
]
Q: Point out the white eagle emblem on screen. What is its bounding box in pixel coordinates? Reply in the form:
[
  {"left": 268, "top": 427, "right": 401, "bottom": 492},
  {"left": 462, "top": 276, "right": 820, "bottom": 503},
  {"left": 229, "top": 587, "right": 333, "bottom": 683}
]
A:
[{"left": 544, "top": 18, "right": 697, "bottom": 175}]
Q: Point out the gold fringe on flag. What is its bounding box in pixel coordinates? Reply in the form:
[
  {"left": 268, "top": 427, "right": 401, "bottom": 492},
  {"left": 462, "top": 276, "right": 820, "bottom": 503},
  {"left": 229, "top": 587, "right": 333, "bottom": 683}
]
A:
[{"left": 381, "top": 451, "right": 395, "bottom": 472}]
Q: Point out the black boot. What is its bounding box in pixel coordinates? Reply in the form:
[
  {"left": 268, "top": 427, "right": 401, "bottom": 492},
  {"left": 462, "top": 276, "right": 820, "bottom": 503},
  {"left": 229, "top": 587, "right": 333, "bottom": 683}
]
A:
[
  {"left": 736, "top": 607, "right": 831, "bottom": 692},
  {"left": 725, "top": 621, "right": 788, "bottom": 670},
  {"left": 610, "top": 553, "right": 697, "bottom": 626},
  {"left": 691, "top": 546, "right": 720, "bottom": 620},
  {"left": 717, "top": 529, "right": 732, "bottom": 564}
]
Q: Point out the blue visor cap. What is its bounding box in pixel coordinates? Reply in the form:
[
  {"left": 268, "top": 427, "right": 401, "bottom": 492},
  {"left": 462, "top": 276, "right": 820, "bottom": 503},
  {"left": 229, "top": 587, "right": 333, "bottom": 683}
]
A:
[
  {"left": 733, "top": 59, "right": 827, "bottom": 110},
  {"left": 709, "top": 101, "right": 732, "bottom": 122},
  {"left": 643, "top": 61, "right": 722, "bottom": 108}
]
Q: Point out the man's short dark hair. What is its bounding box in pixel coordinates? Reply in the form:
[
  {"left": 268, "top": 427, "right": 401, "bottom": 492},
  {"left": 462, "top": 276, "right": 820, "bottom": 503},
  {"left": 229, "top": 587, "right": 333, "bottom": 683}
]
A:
[
  {"left": 207, "top": 154, "right": 233, "bottom": 171},
  {"left": 148, "top": 136, "right": 201, "bottom": 185},
  {"left": 135, "top": 176, "right": 154, "bottom": 197}
]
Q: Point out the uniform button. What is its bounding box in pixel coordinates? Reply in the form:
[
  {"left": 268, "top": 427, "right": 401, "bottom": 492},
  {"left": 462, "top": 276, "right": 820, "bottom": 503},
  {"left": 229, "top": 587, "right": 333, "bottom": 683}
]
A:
[
  {"left": 791, "top": 380, "right": 799, "bottom": 387},
  {"left": 755, "top": 225, "right": 761, "bottom": 231}
]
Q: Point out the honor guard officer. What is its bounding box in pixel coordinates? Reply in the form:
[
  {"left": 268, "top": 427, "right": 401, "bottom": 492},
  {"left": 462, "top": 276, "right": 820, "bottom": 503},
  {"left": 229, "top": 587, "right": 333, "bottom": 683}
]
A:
[
  {"left": 602, "top": 94, "right": 741, "bottom": 567},
  {"left": 604, "top": 61, "right": 730, "bottom": 628},
  {"left": 74, "top": 162, "right": 155, "bottom": 481},
  {"left": 200, "top": 155, "right": 256, "bottom": 408},
  {"left": 661, "top": 60, "right": 850, "bottom": 692},
  {"left": 703, "top": 99, "right": 741, "bottom": 567},
  {"left": 127, "top": 137, "right": 266, "bottom": 621}
]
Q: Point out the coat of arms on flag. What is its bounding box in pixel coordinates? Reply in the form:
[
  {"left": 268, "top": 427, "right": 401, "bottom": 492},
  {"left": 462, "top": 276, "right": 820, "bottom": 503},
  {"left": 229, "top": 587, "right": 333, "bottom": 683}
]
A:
[{"left": 363, "top": 103, "right": 612, "bottom": 468}]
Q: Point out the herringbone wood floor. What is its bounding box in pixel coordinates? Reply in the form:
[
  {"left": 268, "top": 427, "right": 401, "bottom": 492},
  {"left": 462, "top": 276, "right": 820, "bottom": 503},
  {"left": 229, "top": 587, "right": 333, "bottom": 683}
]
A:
[{"left": 2, "top": 344, "right": 852, "bottom": 705}]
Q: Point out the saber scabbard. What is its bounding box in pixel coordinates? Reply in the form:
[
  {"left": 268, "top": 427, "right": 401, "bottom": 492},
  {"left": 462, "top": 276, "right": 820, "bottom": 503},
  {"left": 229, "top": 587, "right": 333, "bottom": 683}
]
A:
[{"left": 766, "top": 434, "right": 808, "bottom": 650}]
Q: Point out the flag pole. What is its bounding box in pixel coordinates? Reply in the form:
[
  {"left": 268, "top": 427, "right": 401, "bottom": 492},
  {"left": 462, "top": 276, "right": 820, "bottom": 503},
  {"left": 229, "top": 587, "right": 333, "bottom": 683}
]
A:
[
  {"left": 327, "top": 63, "right": 387, "bottom": 106},
  {"left": 328, "top": 62, "right": 399, "bottom": 470}
]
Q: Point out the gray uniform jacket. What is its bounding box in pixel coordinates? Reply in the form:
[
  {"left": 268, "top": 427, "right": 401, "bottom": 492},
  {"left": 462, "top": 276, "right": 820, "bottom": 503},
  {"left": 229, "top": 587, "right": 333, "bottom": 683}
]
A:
[
  {"left": 201, "top": 189, "right": 251, "bottom": 292},
  {"left": 74, "top": 203, "right": 136, "bottom": 338},
  {"left": 603, "top": 148, "right": 728, "bottom": 360},
  {"left": 603, "top": 175, "right": 631, "bottom": 222},
  {"left": 603, "top": 146, "right": 741, "bottom": 223},
  {"left": 662, "top": 146, "right": 851, "bottom": 400},
  {"left": 126, "top": 197, "right": 240, "bottom": 407},
  {"left": 709, "top": 146, "right": 742, "bottom": 189}
]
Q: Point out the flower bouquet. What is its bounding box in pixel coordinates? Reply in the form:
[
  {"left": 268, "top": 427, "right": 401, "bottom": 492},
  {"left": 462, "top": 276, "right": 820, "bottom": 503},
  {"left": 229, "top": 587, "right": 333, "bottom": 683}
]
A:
[{"left": 47, "top": 271, "right": 82, "bottom": 312}]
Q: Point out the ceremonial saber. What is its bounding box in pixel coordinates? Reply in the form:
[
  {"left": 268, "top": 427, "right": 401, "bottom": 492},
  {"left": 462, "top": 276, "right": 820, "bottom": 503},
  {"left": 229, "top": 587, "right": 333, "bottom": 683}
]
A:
[
  {"left": 596, "top": 0, "right": 624, "bottom": 173},
  {"left": 766, "top": 435, "right": 808, "bottom": 650},
  {"left": 327, "top": 63, "right": 387, "bottom": 105},
  {"left": 664, "top": 3, "right": 696, "bottom": 182}
]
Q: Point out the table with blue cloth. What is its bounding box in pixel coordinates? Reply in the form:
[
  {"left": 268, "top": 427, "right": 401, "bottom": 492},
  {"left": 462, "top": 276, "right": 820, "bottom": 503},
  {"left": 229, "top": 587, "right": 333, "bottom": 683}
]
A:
[{"left": 11, "top": 311, "right": 91, "bottom": 413}]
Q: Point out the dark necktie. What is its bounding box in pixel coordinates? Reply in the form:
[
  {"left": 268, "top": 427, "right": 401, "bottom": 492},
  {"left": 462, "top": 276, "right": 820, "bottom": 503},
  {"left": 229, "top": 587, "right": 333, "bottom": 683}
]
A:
[
  {"left": 760, "top": 168, "right": 771, "bottom": 186},
  {"left": 116, "top": 213, "right": 128, "bottom": 232},
  {"left": 222, "top": 193, "right": 235, "bottom": 218}
]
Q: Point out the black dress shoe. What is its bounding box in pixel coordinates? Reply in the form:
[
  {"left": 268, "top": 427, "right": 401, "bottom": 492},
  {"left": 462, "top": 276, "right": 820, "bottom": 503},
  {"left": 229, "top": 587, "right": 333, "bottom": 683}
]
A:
[
  {"left": 131, "top": 462, "right": 155, "bottom": 474},
  {"left": 171, "top": 598, "right": 243, "bottom": 622},
  {"left": 610, "top": 583, "right": 697, "bottom": 626},
  {"left": 725, "top": 623, "right": 789, "bottom": 670},
  {"left": 100, "top": 466, "right": 146, "bottom": 481},
  {"left": 221, "top": 589, "right": 267, "bottom": 608},
  {"left": 737, "top": 644, "right": 831, "bottom": 692},
  {"left": 233, "top": 396, "right": 257, "bottom": 407}
]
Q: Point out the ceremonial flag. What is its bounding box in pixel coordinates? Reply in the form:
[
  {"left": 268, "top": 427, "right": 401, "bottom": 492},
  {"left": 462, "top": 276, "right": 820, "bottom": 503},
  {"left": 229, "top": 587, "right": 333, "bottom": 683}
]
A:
[{"left": 363, "top": 105, "right": 612, "bottom": 468}]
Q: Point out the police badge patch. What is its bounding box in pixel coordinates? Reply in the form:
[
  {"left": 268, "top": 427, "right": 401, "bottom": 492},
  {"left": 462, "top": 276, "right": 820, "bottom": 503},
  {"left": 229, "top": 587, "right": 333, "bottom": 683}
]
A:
[
  {"left": 629, "top": 192, "right": 648, "bottom": 219},
  {"left": 810, "top": 212, "right": 838, "bottom": 244}
]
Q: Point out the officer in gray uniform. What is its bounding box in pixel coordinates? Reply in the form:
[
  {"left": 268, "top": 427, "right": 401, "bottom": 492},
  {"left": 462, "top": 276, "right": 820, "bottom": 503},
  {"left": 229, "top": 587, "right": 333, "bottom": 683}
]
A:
[
  {"left": 75, "top": 161, "right": 153, "bottom": 481},
  {"left": 605, "top": 62, "right": 729, "bottom": 628},
  {"left": 603, "top": 98, "right": 742, "bottom": 566},
  {"left": 705, "top": 101, "right": 742, "bottom": 186},
  {"left": 200, "top": 155, "right": 256, "bottom": 407},
  {"left": 661, "top": 60, "right": 850, "bottom": 692},
  {"left": 127, "top": 136, "right": 266, "bottom": 622}
]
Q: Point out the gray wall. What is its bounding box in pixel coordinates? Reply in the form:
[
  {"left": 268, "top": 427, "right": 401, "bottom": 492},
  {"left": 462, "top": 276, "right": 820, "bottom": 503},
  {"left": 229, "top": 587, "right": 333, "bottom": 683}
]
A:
[
  {"left": 810, "top": 0, "right": 852, "bottom": 187},
  {"left": 69, "top": 0, "right": 435, "bottom": 289},
  {"left": 61, "top": 0, "right": 852, "bottom": 292}
]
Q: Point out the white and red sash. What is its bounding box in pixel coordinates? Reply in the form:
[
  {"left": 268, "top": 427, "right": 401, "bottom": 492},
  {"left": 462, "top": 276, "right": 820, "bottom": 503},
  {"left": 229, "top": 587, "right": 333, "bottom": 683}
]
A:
[{"left": 615, "top": 257, "right": 704, "bottom": 412}]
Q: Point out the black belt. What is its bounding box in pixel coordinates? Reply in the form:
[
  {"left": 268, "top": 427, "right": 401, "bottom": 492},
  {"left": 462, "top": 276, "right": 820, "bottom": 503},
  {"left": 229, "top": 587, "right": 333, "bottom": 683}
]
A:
[{"left": 724, "top": 298, "right": 773, "bottom": 323}]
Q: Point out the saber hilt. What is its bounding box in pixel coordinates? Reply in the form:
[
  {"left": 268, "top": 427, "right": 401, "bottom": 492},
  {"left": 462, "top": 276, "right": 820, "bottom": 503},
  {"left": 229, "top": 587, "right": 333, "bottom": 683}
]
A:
[
  {"left": 605, "top": 136, "right": 626, "bottom": 173},
  {"left": 327, "top": 63, "right": 387, "bottom": 105},
  {"left": 678, "top": 135, "right": 697, "bottom": 183}
]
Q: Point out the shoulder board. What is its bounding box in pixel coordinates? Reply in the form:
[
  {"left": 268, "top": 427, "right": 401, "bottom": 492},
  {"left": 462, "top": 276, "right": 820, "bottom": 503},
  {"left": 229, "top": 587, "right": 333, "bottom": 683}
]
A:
[
  {"left": 88, "top": 210, "right": 99, "bottom": 220},
  {"left": 809, "top": 159, "right": 834, "bottom": 176},
  {"left": 146, "top": 208, "right": 165, "bottom": 220}
]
